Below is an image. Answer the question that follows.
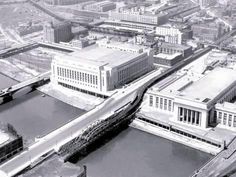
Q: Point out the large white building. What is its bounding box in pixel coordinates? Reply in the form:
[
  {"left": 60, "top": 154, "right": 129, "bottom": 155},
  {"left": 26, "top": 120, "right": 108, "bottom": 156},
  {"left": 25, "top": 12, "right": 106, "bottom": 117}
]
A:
[
  {"left": 215, "top": 102, "right": 236, "bottom": 130},
  {"left": 51, "top": 43, "right": 153, "bottom": 97},
  {"left": 147, "top": 68, "right": 236, "bottom": 129},
  {"left": 156, "top": 26, "right": 183, "bottom": 44}
]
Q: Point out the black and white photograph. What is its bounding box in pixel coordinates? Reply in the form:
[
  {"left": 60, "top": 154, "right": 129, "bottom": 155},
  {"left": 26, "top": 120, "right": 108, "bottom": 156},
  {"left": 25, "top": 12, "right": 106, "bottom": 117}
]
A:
[{"left": 0, "top": 0, "right": 235, "bottom": 176}]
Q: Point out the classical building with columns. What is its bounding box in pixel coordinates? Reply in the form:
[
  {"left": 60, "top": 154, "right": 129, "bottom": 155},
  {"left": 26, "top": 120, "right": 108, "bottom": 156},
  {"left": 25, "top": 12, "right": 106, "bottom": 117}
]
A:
[
  {"left": 215, "top": 102, "right": 236, "bottom": 130},
  {"left": 147, "top": 67, "right": 236, "bottom": 129}
]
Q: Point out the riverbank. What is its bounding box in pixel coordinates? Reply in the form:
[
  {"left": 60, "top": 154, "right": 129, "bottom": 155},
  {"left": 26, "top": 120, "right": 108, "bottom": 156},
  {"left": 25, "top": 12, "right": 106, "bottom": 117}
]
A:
[
  {"left": 133, "top": 101, "right": 236, "bottom": 155},
  {"left": 38, "top": 83, "right": 105, "bottom": 111},
  {"left": 130, "top": 119, "right": 220, "bottom": 155}
]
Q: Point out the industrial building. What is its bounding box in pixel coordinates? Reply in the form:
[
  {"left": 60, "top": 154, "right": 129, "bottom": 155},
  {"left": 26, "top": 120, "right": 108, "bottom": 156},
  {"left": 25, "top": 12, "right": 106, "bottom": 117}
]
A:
[
  {"left": 147, "top": 67, "right": 236, "bottom": 129},
  {"left": 0, "top": 124, "right": 23, "bottom": 163},
  {"left": 84, "top": 1, "right": 116, "bottom": 12},
  {"left": 156, "top": 26, "right": 183, "bottom": 44},
  {"left": 109, "top": 7, "right": 168, "bottom": 26},
  {"left": 44, "top": 0, "right": 84, "bottom": 6},
  {"left": 153, "top": 52, "right": 182, "bottom": 67},
  {"left": 158, "top": 42, "right": 193, "bottom": 58},
  {"left": 43, "top": 21, "right": 72, "bottom": 43},
  {"left": 191, "top": 23, "right": 223, "bottom": 42},
  {"left": 51, "top": 41, "right": 153, "bottom": 97}
]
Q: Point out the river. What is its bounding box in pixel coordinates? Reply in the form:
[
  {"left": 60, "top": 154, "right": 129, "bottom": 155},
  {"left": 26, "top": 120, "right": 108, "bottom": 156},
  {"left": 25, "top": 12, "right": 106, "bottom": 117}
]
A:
[
  {"left": 0, "top": 74, "right": 212, "bottom": 177},
  {"left": 76, "top": 128, "right": 212, "bottom": 177},
  {"left": 0, "top": 74, "right": 86, "bottom": 145}
]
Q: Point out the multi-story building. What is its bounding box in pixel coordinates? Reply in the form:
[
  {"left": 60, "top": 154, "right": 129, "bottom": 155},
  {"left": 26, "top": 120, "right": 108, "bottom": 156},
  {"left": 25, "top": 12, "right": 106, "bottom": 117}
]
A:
[
  {"left": 0, "top": 124, "right": 23, "bottom": 163},
  {"left": 51, "top": 42, "right": 153, "bottom": 97},
  {"left": 44, "top": 0, "right": 83, "bottom": 5},
  {"left": 84, "top": 1, "right": 116, "bottom": 12},
  {"left": 153, "top": 52, "right": 182, "bottom": 67},
  {"left": 199, "top": 0, "right": 217, "bottom": 8},
  {"left": 109, "top": 7, "right": 168, "bottom": 26},
  {"left": 147, "top": 68, "right": 236, "bottom": 129},
  {"left": 158, "top": 42, "right": 193, "bottom": 57},
  {"left": 156, "top": 25, "right": 193, "bottom": 44},
  {"left": 215, "top": 102, "right": 236, "bottom": 130},
  {"left": 156, "top": 26, "right": 183, "bottom": 44},
  {"left": 43, "top": 21, "right": 72, "bottom": 43},
  {"left": 191, "top": 23, "right": 223, "bottom": 42}
]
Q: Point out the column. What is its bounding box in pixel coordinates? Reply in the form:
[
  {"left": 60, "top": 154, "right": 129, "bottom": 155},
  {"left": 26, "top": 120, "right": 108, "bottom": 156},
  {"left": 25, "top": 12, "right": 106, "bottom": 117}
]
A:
[
  {"left": 195, "top": 111, "right": 198, "bottom": 125},
  {"left": 186, "top": 109, "right": 189, "bottom": 123},
  {"left": 190, "top": 110, "right": 193, "bottom": 125}
]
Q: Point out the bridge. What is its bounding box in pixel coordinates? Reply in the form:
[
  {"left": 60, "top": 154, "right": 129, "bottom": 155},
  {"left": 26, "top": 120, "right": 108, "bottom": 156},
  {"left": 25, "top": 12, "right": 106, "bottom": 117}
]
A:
[
  {"left": 191, "top": 137, "right": 236, "bottom": 177},
  {"left": 37, "top": 42, "right": 75, "bottom": 53},
  {"left": 0, "top": 43, "right": 39, "bottom": 59},
  {"left": 0, "top": 46, "right": 211, "bottom": 177},
  {"left": 0, "top": 71, "right": 50, "bottom": 104}
]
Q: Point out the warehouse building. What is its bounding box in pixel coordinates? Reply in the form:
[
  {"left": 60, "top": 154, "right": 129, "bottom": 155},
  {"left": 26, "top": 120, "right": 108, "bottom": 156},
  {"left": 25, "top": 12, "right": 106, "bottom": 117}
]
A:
[
  {"left": 109, "top": 7, "right": 168, "bottom": 26},
  {"left": 84, "top": 1, "right": 116, "bottom": 12},
  {"left": 158, "top": 42, "right": 193, "bottom": 58},
  {"left": 43, "top": 21, "right": 72, "bottom": 43},
  {"left": 0, "top": 124, "right": 23, "bottom": 163}
]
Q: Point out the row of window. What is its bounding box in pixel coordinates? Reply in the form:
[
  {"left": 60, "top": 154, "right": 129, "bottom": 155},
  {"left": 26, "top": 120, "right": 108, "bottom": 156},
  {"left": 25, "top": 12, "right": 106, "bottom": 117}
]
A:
[
  {"left": 178, "top": 107, "right": 201, "bottom": 126},
  {"left": 159, "top": 48, "right": 183, "bottom": 55},
  {"left": 118, "top": 59, "right": 147, "bottom": 82},
  {"left": 217, "top": 111, "right": 236, "bottom": 127},
  {"left": 149, "top": 95, "right": 173, "bottom": 112},
  {"left": 56, "top": 67, "right": 98, "bottom": 85}
]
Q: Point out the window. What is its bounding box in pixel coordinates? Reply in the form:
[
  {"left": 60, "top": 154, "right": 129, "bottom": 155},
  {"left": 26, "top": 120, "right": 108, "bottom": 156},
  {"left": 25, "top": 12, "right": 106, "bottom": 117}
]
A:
[
  {"left": 156, "top": 97, "right": 159, "bottom": 108},
  {"left": 229, "top": 114, "right": 232, "bottom": 127},
  {"left": 223, "top": 113, "right": 227, "bottom": 125},
  {"left": 168, "top": 100, "right": 172, "bottom": 111},
  {"left": 234, "top": 116, "right": 236, "bottom": 127},
  {"left": 149, "top": 95, "right": 153, "bottom": 107},
  {"left": 164, "top": 99, "right": 167, "bottom": 110},
  {"left": 218, "top": 112, "right": 222, "bottom": 124},
  {"left": 160, "top": 98, "right": 163, "bottom": 109}
]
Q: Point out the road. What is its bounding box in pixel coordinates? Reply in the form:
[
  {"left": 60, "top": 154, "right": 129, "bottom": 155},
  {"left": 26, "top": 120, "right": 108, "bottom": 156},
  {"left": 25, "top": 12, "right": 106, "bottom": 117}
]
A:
[
  {"left": 0, "top": 47, "right": 212, "bottom": 177},
  {"left": 0, "top": 68, "right": 162, "bottom": 177}
]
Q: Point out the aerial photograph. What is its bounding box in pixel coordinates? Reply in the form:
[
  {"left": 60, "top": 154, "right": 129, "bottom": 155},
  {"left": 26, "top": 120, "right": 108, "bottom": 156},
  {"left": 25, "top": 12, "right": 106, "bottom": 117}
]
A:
[{"left": 0, "top": 0, "right": 235, "bottom": 176}]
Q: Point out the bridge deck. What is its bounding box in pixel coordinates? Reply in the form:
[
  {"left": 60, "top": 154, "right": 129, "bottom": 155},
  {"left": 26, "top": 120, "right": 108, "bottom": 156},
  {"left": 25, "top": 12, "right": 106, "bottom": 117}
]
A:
[
  {"left": 192, "top": 138, "right": 236, "bottom": 177},
  {"left": 0, "top": 71, "right": 50, "bottom": 96}
]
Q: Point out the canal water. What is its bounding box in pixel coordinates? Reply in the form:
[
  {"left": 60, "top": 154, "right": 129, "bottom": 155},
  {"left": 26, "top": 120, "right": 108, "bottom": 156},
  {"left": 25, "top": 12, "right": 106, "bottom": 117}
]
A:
[
  {"left": 0, "top": 74, "right": 86, "bottom": 145},
  {"left": 76, "top": 128, "right": 212, "bottom": 177}
]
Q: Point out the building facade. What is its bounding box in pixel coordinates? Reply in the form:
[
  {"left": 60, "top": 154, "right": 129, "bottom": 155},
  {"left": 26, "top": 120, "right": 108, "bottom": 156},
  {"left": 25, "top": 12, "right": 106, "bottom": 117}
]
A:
[
  {"left": 147, "top": 68, "right": 236, "bottom": 129},
  {"left": 215, "top": 102, "right": 236, "bottom": 130},
  {"left": 191, "top": 23, "right": 223, "bottom": 42},
  {"left": 156, "top": 26, "right": 183, "bottom": 44},
  {"left": 109, "top": 8, "right": 168, "bottom": 26},
  {"left": 44, "top": 0, "right": 83, "bottom": 5},
  {"left": 84, "top": 1, "right": 116, "bottom": 12},
  {"left": 43, "top": 21, "right": 72, "bottom": 43},
  {"left": 153, "top": 53, "right": 182, "bottom": 67},
  {"left": 158, "top": 42, "right": 193, "bottom": 57},
  {"left": 0, "top": 124, "right": 23, "bottom": 163},
  {"left": 51, "top": 43, "right": 153, "bottom": 97}
]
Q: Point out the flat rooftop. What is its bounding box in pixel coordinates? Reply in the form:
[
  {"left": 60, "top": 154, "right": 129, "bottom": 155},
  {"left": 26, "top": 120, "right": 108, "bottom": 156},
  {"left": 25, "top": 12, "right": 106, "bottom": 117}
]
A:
[
  {"left": 55, "top": 44, "right": 145, "bottom": 68},
  {"left": 149, "top": 72, "right": 193, "bottom": 96},
  {"left": 154, "top": 52, "right": 182, "bottom": 60},
  {"left": 160, "top": 42, "right": 191, "bottom": 50},
  {"left": 178, "top": 68, "right": 236, "bottom": 103},
  {"left": 149, "top": 67, "right": 236, "bottom": 104},
  {"left": 216, "top": 102, "right": 236, "bottom": 113}
]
